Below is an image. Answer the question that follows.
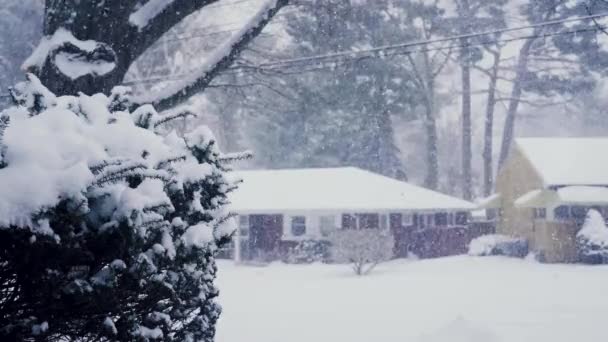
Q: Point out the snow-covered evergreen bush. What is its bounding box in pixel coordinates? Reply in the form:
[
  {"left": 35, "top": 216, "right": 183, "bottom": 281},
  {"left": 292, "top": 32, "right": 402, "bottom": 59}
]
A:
[
  {"left": 576, "top": 209, "right": 608, "bottom": 264},
  {"left": 284, "top": 240, "right": 330, "bottom": 264},
  {"left": 468, "top": 234, "right": 528, "bottom": 258},
  {"left": 329, "top": 229, "right": 394, "bottom": 275},
  {"left": 0, "top": 74, "right": 238, "bottom": 341}
]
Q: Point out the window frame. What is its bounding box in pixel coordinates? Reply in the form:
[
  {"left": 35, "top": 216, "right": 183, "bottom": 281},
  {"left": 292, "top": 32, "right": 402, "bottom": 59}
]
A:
[
  {"left": 290, "top": 216, "right": 307, "bottom": 236},
  {"left": 533, "top": 208, "right": 547, "bottom": 220},
  {"left": 319, "top": 215, "right": 336, "bottom": 237},
  {"left": 401, "top": 213, "right": 413, "bottom": 226},
  {"left": 238, "top": 215, "right": 249, "bottom": 237}
]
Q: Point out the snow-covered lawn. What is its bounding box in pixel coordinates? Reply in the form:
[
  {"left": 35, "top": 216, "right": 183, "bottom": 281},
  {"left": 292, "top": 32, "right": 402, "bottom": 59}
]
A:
[{"left": 216, "top": 256, "right": 608, "bottom": 342}]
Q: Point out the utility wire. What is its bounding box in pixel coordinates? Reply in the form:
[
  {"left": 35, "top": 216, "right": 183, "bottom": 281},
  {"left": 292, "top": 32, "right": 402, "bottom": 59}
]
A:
[
  {"left": 122, "top": 15, "right": 608, "bottom": 86},
  {"left": 4, "top": 11, "right": 608, "bottom": 96}
]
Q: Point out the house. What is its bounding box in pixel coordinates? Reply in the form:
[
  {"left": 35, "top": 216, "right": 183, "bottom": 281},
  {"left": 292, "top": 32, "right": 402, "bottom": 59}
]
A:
[
  {"left": 486, "top": 137, "right": 608, "bottom": 263},
  {"left": 227, "top": 167, "right": 476, "bottom": 261}
]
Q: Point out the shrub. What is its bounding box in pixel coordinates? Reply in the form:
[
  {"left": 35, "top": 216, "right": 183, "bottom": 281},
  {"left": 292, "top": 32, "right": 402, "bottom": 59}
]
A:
[
  {"left": 329, "top": 229, "right": 394, "bottom": 275},
  {"left": 576, "top": 209, "right": 608, "bottom": 264},
  {"left": 284, "top": 240, "right": 330, "bottom": 264},
  {"left": 468, "top": 234, "right": 528, "bottom": 258}
]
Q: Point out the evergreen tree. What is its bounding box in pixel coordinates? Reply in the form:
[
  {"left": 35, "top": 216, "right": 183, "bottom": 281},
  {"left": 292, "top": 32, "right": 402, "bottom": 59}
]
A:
[
  {"left": 0, "top": 74, "right": 240, "bottom": 341},
  {"left": 248, "top": 0, "right": 420, "bottom": 179},
  {"left": 576, "top": 209, "right": 608, "bottom": 264}
]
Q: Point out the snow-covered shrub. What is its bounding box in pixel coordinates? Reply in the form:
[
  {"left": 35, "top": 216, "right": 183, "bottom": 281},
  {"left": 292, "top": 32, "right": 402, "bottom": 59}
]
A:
[
  {"left": 0, "top": 74, "right": 239, "bottom": 341},
  {"left": 284, "top": 240, "right": 330, "bottom": 264},
  {"left": 329, "top": 229, "right": 394, "bottom": 275},
  {"left": 576, "top": 209, "right": 608, "bottom": 264},
  {"left": 468, "top": 234, "right": 528, "bottom": 258}
]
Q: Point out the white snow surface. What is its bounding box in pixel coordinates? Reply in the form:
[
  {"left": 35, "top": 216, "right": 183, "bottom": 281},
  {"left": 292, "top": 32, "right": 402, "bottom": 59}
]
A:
[
  {"left": 216, "top": 256, "right": 608, "bottom": 342},
  {"left": 23, "top": 28, "right": 115, "bottom": 78},
  {"left": 516, "top": 137, "right": 608, "bottom": 187},
  {"left": 129, "top": 0, "right": 175, "bottom": 30},
  {"left": 577, "top": 209, "right": 608, "bottom": 247},
  {"left": 229, "top": 167, "right": 475, "bottom": 213}
]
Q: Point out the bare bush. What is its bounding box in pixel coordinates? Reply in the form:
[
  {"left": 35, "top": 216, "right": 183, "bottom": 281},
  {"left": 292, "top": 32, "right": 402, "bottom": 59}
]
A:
[{"left": 330, "top": 229, "right": 395, "bottom": 275}]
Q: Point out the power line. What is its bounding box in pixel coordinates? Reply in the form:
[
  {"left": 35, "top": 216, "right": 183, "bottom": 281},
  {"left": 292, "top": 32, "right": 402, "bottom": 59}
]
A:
[
  {"left": 122, "top": 13, "right": 608, "bottom": 86},
  {"left": 256, "top": 11, "right": 608, "bottom": 70}
]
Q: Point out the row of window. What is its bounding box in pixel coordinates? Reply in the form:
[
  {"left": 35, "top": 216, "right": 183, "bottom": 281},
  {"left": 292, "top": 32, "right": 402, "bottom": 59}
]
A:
[
  {"left": 238, "top": 212, "right": 468, "bottom": 238},
  {"left": 531, "top": 205, "right": 608, "bottom": 221}
]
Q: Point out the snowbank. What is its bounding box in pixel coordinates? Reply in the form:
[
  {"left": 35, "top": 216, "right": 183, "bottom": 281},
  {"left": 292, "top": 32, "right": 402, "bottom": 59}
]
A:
[{"left": 419, "top": 317, "right": 500, "bottom": 342}]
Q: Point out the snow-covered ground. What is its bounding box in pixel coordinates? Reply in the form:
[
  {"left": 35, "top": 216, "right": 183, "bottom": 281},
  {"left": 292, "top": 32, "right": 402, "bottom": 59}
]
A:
[{"left": 216, "top": 256, "right": 608, "bottom": 342}]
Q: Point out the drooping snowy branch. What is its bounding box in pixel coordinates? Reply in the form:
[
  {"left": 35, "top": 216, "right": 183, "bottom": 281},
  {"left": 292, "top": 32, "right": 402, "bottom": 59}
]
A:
[{"left": 133, "top": 0, "right": 290, "bottom": 111}]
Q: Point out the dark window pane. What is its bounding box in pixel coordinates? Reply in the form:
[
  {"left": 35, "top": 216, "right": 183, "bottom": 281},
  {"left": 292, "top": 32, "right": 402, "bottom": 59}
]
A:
[
  {"left": 434, "top": 213, "right": 448, "bottom": 226},
  {"left": 291, "top": 216, "right": 306, "bottom": 236},
  {"left": 357, "top": 213, "right": 379, "bottom": 229},
  {"left": 455, "top": 212, "right": 468, "bottom": 225},
  {"left": 342, "top": 214, "right": 357, "bottom": 230},
  {"left": 571, "top": 206, "right": 587, "bottom": 219},
  {"left": 554, "top": 206, "right": 570, "bottom": 219}
]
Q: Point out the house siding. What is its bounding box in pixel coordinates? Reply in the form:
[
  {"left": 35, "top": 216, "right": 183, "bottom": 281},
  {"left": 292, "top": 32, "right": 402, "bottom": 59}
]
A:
[
  {"left": 497, "top": 145, "right": 583, "bottom": 263},
  {"left": 495, "top": 146, "right": 544, "bottom": 250}
]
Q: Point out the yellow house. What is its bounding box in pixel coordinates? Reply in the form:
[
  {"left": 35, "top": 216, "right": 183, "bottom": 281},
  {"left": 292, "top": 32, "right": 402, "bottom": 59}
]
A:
[{"left": 485, "top": 138, "right": 608, "bottom": 263}]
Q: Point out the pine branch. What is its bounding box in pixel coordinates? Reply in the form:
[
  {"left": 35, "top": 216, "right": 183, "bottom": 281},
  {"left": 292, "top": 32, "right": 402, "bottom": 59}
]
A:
[
  {"left": 218, "top": 150, "right": 253, "bottom": 163},
  {"left": 153, "top": 108, "right": 197, "bottom": 129}
]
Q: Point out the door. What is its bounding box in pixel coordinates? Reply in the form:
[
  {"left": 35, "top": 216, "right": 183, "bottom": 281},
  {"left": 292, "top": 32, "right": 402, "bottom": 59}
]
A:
[{"left": 249, "top": 214, "right": 283, "bottom": 260}]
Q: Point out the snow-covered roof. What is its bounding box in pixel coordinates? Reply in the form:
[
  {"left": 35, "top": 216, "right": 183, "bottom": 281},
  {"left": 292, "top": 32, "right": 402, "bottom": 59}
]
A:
[
  {"left": 229, "top": 167, "right": 475, "bottom": 213},
  {"left": 476, "top": 193, "right": 501, "bottom": 209},
  {"left": 515, "top": 138, "right": 608, "bottom": 187},
  {"left": 515, "top": 186, "right": 608, "bottom": 208}
]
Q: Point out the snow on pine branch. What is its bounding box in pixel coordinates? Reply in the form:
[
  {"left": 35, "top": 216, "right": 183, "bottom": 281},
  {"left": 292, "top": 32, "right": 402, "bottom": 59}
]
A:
[
  {"left": 0, "top": 74, "right": 236, "bottom": 241},
  {"left": 132, "top": 0, "right": 283, "bottom": 107},
  {"left": 23, "top": 28, "right": 116, "bottom": 80},
  {"left": 129, "top": 0, "right": 176, "bottom": 30}
]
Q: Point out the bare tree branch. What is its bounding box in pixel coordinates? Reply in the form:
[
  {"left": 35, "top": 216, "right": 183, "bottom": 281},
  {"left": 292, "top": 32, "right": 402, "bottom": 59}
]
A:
[{"left": 138, "top": 0, "right": 290, "bottom": 111}]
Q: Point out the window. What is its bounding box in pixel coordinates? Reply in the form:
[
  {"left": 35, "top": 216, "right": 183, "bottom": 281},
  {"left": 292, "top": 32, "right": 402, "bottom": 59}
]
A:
[
  {"left": 455, "top": 212, "right": 468, "bottom": 225},
  {"left": 341, "top": 213, "right": 380, "bottom": 229},
  {"left": 401, "top": 213, "right": 413, "bottom": 226},
  {"left": 342, "top": 214, "right": 357, "bottom": 230},
  {"left": 554, "top": 206, "right": 570, "bottom": 220},
  {"left": 238, "top": 215, "right": 249, "bottom": 237},
  {"left": 533, "top": 208, "right": 546, "bottom": 219},
  {"left": 418, "top": 214, "right": 426, "bottom": 229},
  {"left": 358, "top": 213, "right": 379, "bottom": 229},
  {"left": 319, "top": 215, "right": 335, "bottom": 237},
  {"left": 571, "top": 206, "right": 587, "bottom": 220},
  {"left": 434, "top": 213, "right": 448, "bottom": 226},
  {"left": 291, "top": 216, "right": 306, "bottom": 236},
  {"left": 486, "top": 209, "right": 497, "bottom": 220},
  {"left": 426, "top": 214, "right": 434, "bottom": 227}
]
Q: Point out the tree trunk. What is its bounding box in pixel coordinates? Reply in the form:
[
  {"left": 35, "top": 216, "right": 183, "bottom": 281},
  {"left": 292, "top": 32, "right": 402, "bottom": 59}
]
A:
[
  {"left": 482, "top": 50, "right": 501, "bottom": 196},
  {"left": 424, "top": 103, "right": 439, "bottom": 190},
  {"left": 460, "top": 37, "right": 473, "bottom": 201},
  {"left": 498, "top": 38, "right": 535, "bottom": 167}
]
